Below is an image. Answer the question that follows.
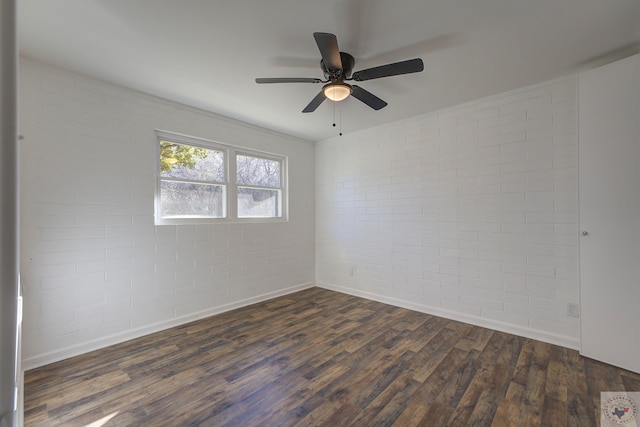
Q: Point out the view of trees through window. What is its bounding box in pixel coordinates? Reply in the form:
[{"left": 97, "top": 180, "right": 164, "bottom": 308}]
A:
[
  {"left": 236, "top": 154, "right": 282, "bottom": 218},
  {"left": 157, "top": 137, "right": 285, "bottom": 221},
  {"left": 159, "top": 141, "right": 225, "bottom": 218},
  {"left": 236, "top": 155, "right": 280, "bottom": 187}
]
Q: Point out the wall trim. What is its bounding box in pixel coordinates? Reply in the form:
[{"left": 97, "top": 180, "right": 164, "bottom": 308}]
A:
[
  {"left": 23, "top": 281, "right": 315, "bottom": 371},
  {"left": 316, "top": 282, "right": 580, "bottom": 351},
  {"left": 24, "top": 280, "right": 580, "bottom": 371}
]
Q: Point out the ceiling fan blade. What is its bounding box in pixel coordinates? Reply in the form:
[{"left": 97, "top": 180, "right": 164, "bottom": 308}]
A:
[
  {"left": 302, "top": 91, "right": 327, "bottom": 113},
  {"left": 313, "top": 32, "right": 342, "bottom": 71},
  {"left": 256, "top": 77, "right": 323, "bottom": 84},
  {"left": 351, "top": 85, "right": 387, "bottom": 110},
  {"left": 352, "top": 58, "right": 424, "bottom": 81}
]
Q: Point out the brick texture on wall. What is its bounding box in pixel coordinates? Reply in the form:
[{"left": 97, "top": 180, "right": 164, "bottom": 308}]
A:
[
  {"left": 19, "top": 59, "right": 316, "bottom": 369},
  {"left": 316, "top": 77, "right": 579, "bottom": 349}
]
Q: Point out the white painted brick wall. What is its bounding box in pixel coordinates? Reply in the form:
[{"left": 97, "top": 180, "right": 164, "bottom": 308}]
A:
[
  {"left": 316, "top": 77, "right": 579, "bottom": 349},
  {"left": 19, "top": 59, "right": 315, "bottom": 369}
]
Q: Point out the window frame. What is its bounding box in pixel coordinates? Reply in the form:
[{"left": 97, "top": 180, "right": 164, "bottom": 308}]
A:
[{"left": 155, "top": 130, "right": 288, "bottom": 225}]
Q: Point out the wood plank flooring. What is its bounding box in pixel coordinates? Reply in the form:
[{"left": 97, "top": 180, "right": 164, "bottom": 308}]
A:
[{"left": 24, "top": 288, "right": 640, "bottom": 426}]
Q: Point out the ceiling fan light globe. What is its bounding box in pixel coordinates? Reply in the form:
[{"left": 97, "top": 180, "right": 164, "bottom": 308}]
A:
[{"left": 323, "top": 83, "right": 352, "bottom": 102}]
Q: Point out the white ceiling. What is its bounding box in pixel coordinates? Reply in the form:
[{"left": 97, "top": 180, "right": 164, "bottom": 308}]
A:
[{"left": 18, "top": 0, "right": 640, "bottom": 142}]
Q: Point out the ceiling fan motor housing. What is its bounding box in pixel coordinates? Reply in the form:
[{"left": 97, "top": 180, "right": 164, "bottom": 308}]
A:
[{"left": 321, "top": 52, "right": 355, "bottom": 81}]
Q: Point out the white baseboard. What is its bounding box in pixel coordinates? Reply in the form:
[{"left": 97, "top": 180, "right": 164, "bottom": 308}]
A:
[
  {"left": 23, "top": 282, "right": 315, "bottom": 371},
  {"left": 24, "top": 280, "right": 580, "bottom": 371},
  {"left": 316, "top": 282, "right": 580, "bottom": 351}
]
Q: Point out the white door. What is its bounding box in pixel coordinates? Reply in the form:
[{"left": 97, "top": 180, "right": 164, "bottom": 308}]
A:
[{"left": 579, "top": 54, "right": 640, "bottom": 374}]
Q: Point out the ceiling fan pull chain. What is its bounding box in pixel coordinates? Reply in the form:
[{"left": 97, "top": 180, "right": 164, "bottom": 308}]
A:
[
  {"left": 332, "top": 100, "right": 336, "bottom": 128},
  {"left": 339, "top": 105, "right": 343, "bottom": 136}
]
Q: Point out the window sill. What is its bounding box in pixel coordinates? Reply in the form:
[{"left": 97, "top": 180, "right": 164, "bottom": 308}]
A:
[{"left": 154, "top": 216, "right": 289, "bottom": 226}]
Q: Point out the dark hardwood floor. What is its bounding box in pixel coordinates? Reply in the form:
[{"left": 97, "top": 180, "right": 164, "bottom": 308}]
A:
[{"left": 24, "top": 288, "right": 640, "bottom": 426}]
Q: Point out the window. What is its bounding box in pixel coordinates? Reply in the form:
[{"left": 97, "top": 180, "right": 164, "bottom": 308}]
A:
[
  {"left": 236, "top": 154, "right": 283, "bottom": 218},
  {"left": 155, "top": 131, "right": 287, "bottom": 224},
  {"left": 159, "top": 141, "right": 226, "bottom": 218}
]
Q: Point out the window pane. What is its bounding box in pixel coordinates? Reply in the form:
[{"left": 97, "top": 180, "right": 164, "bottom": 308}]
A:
[
  {"left": 236, "top": 154, "right": 280, "bottom": 187},
  {"left": 160, "top": 141, "right": 224, "bottom": 182},
  {"left": 160, "top": 181, "right": 225, "bottom": 218},
  {"left": 237, "top": 187, "right": 280, "bottom": 218}
]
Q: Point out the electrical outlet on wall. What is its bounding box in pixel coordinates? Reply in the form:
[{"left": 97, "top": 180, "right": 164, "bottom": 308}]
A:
[{"left": 567, "top": 302, "right": 580, "bottom": 318}]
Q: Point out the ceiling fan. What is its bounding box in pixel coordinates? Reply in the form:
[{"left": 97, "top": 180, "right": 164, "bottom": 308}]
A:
[{"left": 255, "top": 32, "right": 424, "bottom": 113}]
